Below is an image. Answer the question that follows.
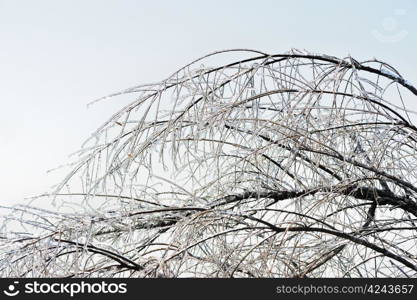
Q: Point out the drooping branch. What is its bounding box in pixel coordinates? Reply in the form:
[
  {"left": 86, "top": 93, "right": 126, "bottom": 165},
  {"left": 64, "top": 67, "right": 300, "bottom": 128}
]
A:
[{"left": 2, "top": 49, "right": 417, "bottom": 278}]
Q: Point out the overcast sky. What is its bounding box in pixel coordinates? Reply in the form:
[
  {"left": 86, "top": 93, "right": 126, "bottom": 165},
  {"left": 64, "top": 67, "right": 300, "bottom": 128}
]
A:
[{"left": 1, "top": 0, "right": 416, "bottom": 205}]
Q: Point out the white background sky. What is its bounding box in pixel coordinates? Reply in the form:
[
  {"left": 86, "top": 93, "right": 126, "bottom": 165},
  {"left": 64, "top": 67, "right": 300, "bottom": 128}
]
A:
[{"left": 1, "top": 0, "right": 416, "bottom": 205}]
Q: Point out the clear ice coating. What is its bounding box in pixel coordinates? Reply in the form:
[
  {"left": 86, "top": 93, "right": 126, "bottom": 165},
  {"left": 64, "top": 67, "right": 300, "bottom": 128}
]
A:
[{"left": 2, "top": 49, "right": 417, "bottom": 278}]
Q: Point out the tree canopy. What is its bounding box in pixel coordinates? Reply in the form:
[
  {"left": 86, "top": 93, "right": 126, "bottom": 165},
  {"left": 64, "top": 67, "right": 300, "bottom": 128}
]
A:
[{"left": 2, "top": 49, "right": 417, "bottom": 277}]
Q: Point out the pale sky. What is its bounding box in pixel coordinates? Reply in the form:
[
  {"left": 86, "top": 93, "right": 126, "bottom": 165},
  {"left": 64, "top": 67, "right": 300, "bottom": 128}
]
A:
[{"left": 0, "top": 0, "right": 416, "bottom": 205}]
